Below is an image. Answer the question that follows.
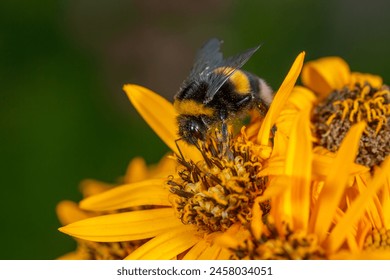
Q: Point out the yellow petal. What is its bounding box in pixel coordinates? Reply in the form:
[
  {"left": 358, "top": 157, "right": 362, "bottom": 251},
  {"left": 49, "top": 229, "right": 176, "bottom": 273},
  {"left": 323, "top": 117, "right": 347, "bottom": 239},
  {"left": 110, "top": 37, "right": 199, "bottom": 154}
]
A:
[
  {"left": 185, "top": 230, "right": 234, "bottom": 260},
  {"left": 251, "top": 197, "right": 264, "bottom": 240},
  {"left": 301, "top": 57, "right": 351, "bottom": 98},
  {"left": 56, "top": 200, "right": 93, "bottom": 225},
  {"left": 330, "top": 250, "right": 390, "bottom": 260},
  {"left": 196, "top": 242, "right": 222, "bottom": 260},
  {"left": 124, "top": 84, "right": 179, "bottom": 153},
  {"left": 266, "top": 129, "right": 289, "bottom": 166},
  {"left": 357, "top": 220, "right": 372, "bottom": 249},
  {"left": 287, "top": 86, "right": 317, "bottom": 111},
  {"left": 345, "top": 231, "right": 359, "bottom": 254},
  {"left": 258, "top": 52, "right": 305, "bottom": 146},
  {"left": 123, "top": 157, "right": 148, "bottom": 184},
  {"left": 79, "top": 179, "right": 113, "bottom": 198},
  {"left": 57, "top": 251, "right": 86, "bottom": 260},
  {"left": 256, "top": 176, "right": 288, "bottom": 203},
  {"left": 285, "top": 108, "right": 312, "bottom": 231},
  {"left": 125, "top": 226, "right": 199, "bottom": 260},
  {"left": 212, "top": 223, "right": 242, "bottom": 251},
  {"left": 312, "top": 147, "right": 369, "bottom": 180},
  {"left": 197, "top": 233, "right": 233, "bottom": 260},
  {"left": 310, "top": 122, "right": 366, "bottom": 241},
  {"left": 152, "top": 154, "right": 178, "bottom": 177},
  {"left": 355, "top": 174, "right": 385, "bottom": 229},
  {"left": 267, "top": 176, "right": 294, "bottom": 235},
  {"left": 79, "top": 179, "right": 171, "bottom": 211},
  {"left": 214, "top": 247, "right": 234, "bottom": 260},
  {"left": 350, "top": 72, "right": 383, "bottom": 89},
  {"left": 271, "top": 116, "right": 293, "bottom": 159},
  {"left": 273, "top": 86, "right": 316, "bottom": 144},
  {"left": 58, "top": 208, "right": 182, "bottom": 242},
  {"left": 380, "top": 174, "right": 390, "bottom": 229},
  {"left": 327, "top": 156, "right": 390, "bottom": 252},
  {"left": 244, "top": 113, "right": 262, "bottom": 140},
  {"left": 182, "top": 239, "right": 211, "bottom": 260}
]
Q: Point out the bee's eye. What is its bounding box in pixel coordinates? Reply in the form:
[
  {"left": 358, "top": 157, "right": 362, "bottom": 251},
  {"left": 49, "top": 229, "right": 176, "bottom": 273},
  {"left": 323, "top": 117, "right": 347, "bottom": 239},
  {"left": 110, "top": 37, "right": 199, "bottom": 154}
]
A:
[
  {"left": 177, "top": 115, "right": 206, "bottom": 145},
  {"left": 189, "top": 123, "right": 203, "bottom": 139}
]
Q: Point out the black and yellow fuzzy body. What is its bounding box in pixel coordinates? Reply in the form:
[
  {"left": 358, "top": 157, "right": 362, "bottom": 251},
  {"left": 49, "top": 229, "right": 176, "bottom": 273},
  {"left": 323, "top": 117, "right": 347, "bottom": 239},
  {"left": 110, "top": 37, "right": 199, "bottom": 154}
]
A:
[{"left": 174, "top": 38, "right": 272, "bottom": 145}]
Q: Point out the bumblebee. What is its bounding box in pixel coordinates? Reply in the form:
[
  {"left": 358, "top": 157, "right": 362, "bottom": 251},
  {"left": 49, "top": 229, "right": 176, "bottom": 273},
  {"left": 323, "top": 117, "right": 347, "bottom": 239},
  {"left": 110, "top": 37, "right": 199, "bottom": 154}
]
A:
[{"left": 174, "top": 38, "right": 273, "bottom": 146}]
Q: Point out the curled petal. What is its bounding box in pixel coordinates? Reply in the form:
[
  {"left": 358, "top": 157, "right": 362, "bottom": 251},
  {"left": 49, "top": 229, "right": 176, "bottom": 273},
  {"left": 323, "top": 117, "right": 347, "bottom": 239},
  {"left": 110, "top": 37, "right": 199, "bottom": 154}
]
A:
[{"left": 258, "top": 52, "right": 305, "bottom": 146}]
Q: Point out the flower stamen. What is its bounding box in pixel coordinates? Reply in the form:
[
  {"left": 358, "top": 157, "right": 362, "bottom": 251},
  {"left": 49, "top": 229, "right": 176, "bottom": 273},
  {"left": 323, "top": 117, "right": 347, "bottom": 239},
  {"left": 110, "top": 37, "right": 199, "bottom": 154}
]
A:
[
  {"left": 229, "top": 221, "right": 326, "bottom": 260},
  {"left": 312, "top": 82, "right": 390, "bottom": 168},
  {"left": 168, "top": 131, "right": 270, "bottom": 233},
  {"left": 364, "top": 228, "right": 390, "bottom": 250}
]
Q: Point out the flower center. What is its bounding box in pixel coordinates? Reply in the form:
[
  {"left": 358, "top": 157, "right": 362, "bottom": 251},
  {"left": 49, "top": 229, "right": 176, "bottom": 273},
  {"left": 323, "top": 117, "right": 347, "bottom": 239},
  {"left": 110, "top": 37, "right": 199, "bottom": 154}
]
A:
[
  {"left": 168, "top": 131, "right": 270, "bottom": 233},
  {"left": 364, "top": 228, "right": 390, "bottom": 250},
  {"left": 231, "top": 223, "right": 326, "bottom": 260},
  {"left": 312, "top": 82, "right": 390, "bottom": 168}
]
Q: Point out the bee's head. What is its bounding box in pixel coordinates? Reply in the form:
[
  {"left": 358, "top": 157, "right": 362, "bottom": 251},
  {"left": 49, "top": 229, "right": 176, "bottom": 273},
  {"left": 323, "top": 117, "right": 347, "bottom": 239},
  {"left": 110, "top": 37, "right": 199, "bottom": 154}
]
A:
[{"left": 177, "top": 115, "right": 208, "bottom": 145}]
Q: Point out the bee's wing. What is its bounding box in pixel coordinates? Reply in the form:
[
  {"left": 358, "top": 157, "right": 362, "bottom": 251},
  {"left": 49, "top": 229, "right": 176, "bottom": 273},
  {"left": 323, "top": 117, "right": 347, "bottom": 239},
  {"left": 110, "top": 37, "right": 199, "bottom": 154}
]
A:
[
  {"left": 187, "top": 38, "right": 224, "bottom": 81},
  {"left": 204, "top": 45, "right": 260, "bottom": 104}
]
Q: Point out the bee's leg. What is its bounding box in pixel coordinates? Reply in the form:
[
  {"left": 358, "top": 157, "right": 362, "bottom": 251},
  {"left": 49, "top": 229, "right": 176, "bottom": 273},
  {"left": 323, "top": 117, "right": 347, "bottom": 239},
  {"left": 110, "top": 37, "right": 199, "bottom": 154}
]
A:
[
  {"left": 218, "top": 109, "right": 234, "bottom": 159},
  {"left": 221, "top": 121, "right": 234, "bottom": 160},
  {"left": 175, "top": 138, "right": 195, "bottom": 168},
  {"left": 195, "top": 140, "right": 213, "bottom": 168},
  {"left": 175, "top": 138, "right": 185, "bottom": 160},
  {"left": 221, "top": 121, "right": 228, "bottom": 142},
  {"left": 238, "top": 94, "right": 268, "bottom": 117},
  {"left": 256, "top": 101, "right": 269, "bottom": 117},
  {"left": 219, "top": 109, "right": 229, "bottom": 142}
]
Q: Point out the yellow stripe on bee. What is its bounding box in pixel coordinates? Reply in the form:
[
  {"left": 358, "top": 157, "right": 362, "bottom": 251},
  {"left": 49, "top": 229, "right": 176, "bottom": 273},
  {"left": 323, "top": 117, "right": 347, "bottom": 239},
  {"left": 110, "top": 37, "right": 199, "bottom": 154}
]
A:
[
  {"left": 174, "top": 100, "right": 215, "bottom": 116},
  {"left": 214, "top": 67, "right": 251, "bottom": 95}
]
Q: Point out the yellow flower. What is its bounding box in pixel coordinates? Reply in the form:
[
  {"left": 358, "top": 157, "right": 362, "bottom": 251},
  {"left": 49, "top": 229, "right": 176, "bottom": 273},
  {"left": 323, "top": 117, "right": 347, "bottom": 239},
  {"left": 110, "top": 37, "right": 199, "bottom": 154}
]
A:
[
  {"left": 302, "top": 57, "right": 388, "bottom": 168},
  {"left": 56, "top": 156, "right": 175, "bottom": 259},
  {"left": 58, "top": 52, "right": 305, "bottom": 260},
  {"left": 272, "top": 58, "right": 388, "bottom": 211},
  {"left": 258, "top": 56, "right": 390, "bottom": 259},
  {"left": 56, "top": 200, "right": 145, "bottom": 260},
  {"left": 217, "top": 108, "right": 390, "bottom": 259}
]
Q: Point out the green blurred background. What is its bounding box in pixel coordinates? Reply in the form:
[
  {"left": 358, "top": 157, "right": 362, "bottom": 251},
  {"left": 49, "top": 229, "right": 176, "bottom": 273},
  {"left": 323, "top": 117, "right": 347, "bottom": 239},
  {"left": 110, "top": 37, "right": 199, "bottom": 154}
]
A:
[{"left": 0, "top": 0, "right": 388, "bottom": 259}]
